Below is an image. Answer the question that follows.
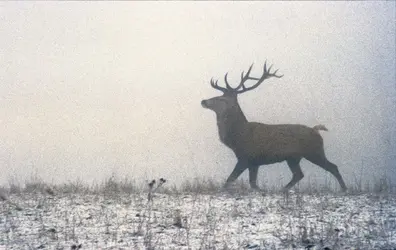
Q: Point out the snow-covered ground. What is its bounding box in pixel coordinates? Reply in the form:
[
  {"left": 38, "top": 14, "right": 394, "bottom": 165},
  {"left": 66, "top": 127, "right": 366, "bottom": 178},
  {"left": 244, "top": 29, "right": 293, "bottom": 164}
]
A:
[{"left": 1, "top": 189, "right": 396, "bottom": 250}]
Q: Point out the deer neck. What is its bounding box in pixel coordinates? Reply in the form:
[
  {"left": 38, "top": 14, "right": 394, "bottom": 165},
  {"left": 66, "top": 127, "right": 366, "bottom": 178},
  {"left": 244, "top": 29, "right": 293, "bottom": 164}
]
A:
[{"left": 216, "top": 104, "right": 247, "bottom": 146}]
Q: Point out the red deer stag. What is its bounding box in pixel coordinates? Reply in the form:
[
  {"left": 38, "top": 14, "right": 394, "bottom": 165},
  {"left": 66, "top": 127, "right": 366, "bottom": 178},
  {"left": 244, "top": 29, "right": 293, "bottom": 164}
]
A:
[{"left": 201, "top": 62, "right": 347, "bottom": 192}]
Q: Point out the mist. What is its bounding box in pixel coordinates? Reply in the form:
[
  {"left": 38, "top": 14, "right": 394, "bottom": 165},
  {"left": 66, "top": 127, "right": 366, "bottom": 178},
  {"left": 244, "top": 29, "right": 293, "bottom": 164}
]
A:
[{"left": 1, "top": 2, "right": 395, "bottom": 188}]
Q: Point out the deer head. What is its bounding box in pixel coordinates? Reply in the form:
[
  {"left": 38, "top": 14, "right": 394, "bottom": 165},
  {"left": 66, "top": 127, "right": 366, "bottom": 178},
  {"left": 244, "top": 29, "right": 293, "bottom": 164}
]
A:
[{"left": 201, "top": 61, "right": 284, "bottom": 118}]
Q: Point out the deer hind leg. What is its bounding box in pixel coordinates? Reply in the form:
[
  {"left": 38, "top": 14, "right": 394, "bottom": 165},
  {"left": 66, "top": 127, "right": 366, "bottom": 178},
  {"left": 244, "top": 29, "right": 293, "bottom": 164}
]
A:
[
  {"left": 283, "top": 158, "right": 304, "bottom": 191},
  {"left": 305, "top": 153, "right": 347, "bottom": 192},
  {"left": 224, "top": 160, "right": 248, "bottom": 188}
]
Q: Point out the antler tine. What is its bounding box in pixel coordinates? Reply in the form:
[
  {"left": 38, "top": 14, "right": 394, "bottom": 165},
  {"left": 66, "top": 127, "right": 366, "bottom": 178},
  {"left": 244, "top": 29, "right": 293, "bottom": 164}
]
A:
[
  {"left": 210, "top": 78, "right": 215, "bottom": 88},
  {"left": 224, "top": 73, "right": 234, "bottom": 90},
  {"left": 245, "top": 64, "right": 254, "bottom": 79},
  {"left": 210, "top": 77, "right": 228, "bottom": 92},
  {"left": 263, "top": 62, "right": 283, "bottom": 78},
  {"left": 235, "top": 64, "right": 255, "bottom": 91},
  {"left": 267, "top": 64, "right": 273, "bottom": 73},
  {"left": 271, "top": 69, "right": 284, "bottom": 78},
  {"left": 263, "top": 60, "right": 267, "bottom": 73}
]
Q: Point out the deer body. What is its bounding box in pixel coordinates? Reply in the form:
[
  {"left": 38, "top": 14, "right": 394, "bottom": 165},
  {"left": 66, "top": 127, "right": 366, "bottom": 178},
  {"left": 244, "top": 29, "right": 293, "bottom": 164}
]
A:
[{"left": 202, "top": 62, "right": 347, "bottom": 191}]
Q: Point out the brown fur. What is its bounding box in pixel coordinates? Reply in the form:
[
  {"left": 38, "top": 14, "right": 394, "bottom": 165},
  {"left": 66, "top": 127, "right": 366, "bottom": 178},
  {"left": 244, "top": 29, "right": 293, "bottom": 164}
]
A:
[{"left": 201, "top": 62, "right": 347, "bottom": 192}]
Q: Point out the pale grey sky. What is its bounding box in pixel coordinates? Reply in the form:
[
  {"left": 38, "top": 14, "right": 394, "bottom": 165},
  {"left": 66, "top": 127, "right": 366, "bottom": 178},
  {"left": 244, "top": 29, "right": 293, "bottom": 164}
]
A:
[{"left": 1, "top": 2, "right": 395, "bottom": 187}]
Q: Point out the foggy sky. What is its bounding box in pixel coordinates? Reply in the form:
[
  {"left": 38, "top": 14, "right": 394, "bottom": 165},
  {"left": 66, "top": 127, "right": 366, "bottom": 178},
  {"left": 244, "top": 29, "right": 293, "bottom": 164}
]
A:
[{"left": 1, "top": 2, "right": 395, "bottom": 188}]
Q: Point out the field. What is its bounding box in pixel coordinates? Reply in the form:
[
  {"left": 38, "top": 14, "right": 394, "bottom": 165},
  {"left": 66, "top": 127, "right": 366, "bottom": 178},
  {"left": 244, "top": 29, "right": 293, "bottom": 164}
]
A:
[{"left": 1, "top": 177, "right": 396, "bottom": 250}]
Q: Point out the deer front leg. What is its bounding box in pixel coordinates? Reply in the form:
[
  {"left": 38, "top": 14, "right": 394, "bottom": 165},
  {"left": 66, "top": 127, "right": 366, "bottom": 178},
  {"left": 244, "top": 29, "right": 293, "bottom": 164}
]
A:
[
  {"left": 248, "top": 166, "right": 260, "bottom": 190},
  {"left": 224, "top": 160, "right": 248, "bottom": 188}
]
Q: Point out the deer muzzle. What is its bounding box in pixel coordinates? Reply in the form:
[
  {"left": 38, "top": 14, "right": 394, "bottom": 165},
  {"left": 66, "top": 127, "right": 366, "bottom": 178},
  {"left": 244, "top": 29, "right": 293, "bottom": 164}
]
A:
[{"left": 201, "top": 100, "right": 208, "bottom": 108}]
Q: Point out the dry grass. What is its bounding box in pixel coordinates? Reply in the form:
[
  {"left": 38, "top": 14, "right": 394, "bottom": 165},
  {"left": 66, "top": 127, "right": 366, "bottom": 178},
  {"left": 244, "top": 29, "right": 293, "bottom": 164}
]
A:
[{"left": 0, "top": 175, "right": 396, "bottom": 249}]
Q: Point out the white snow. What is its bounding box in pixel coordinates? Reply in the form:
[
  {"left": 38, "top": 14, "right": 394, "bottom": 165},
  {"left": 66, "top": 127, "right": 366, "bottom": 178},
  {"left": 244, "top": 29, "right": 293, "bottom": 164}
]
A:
[{"left": 1, "top": 191, "right": 396, "bottom": 249}]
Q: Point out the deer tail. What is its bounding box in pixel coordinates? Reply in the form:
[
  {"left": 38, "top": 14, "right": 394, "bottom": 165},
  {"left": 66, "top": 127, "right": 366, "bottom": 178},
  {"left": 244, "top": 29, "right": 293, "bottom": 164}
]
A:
[{"left": 312, "top": 124, "right": 328, "bottom": 132}]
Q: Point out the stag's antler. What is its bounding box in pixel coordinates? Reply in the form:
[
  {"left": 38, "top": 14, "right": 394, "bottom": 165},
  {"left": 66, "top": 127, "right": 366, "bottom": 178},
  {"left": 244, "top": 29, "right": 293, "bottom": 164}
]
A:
[
  {"left": 210, "top": 78, "right": 227, "bottom": 93},
  {"left": 211, "top": 61, "right": 283, "bottom": 94}
]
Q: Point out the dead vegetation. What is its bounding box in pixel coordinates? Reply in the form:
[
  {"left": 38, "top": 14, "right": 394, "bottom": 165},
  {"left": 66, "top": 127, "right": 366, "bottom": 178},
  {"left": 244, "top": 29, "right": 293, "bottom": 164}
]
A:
[{"left": 0, "top": 176, "right": 395, "bottom": 249}]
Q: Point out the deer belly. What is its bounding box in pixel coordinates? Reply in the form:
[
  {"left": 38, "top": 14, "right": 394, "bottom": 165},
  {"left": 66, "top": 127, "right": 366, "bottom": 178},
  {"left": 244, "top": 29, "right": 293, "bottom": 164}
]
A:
[
  {"left": 250, "top": 156, "right": 285, "bottom": 165},
  {"left": 245, "top": 141, "right": 303, "bottom": 165}
]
